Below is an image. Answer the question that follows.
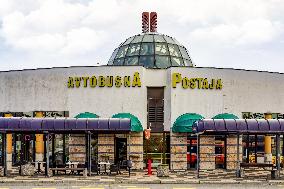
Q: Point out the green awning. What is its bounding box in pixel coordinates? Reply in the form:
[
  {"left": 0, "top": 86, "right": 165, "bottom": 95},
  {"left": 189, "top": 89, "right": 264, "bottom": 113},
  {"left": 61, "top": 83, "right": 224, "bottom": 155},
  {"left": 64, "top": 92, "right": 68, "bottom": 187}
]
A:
[
  {"left": 212, "top": 113, "right": 239, "bottom": 119},
  {"left": 74, "top": 112, "right": 99, "bottom": 118},
  {"left": 172, "top": 113, "right": 204, "bottom": 133},
  {"left": 112, "top": 113, "right": 143, "bottom": 132}
]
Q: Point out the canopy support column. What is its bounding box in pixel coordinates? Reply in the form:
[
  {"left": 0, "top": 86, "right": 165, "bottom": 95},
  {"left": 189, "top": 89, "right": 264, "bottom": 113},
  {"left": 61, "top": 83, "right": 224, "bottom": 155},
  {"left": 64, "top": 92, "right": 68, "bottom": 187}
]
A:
[
  {"left": 128, "top": 133, "right": 131, "bottom": 159},
  {"left": 44, "top": 132, "right": 50, "bottom": 177},
  {"left": 236, "top": 134, "right": 241, "bottom": 177},
  {"left": 86, "top": 131, "right": 91, "bottom": 176},
  {"left": 196, "top": 133, "right": 200, "bottom": 178},
  {"left": 2, "top": 132, "right": 7, "bottom": 176},
  {"left": 63, "top": 134, "right": 66, "bottom": 163},
  {"left": 52, "top": 134, "right": 55, "bottom": 168},
  {"left": 276, "top": 134, "right": 280, "bottom": 172}
]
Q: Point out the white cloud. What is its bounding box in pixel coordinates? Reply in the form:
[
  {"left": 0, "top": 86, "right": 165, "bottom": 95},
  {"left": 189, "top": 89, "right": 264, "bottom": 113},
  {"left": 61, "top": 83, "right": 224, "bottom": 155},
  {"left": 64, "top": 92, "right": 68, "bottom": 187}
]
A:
[
  {"left": 189, "top": 19, "right": 282, "bottom": 46},
  {"left": 61, "top": 27, "right": 106, "bottom": 55},
  {"left": 0, "top": 0, "right": 283, "bottom": 72}
]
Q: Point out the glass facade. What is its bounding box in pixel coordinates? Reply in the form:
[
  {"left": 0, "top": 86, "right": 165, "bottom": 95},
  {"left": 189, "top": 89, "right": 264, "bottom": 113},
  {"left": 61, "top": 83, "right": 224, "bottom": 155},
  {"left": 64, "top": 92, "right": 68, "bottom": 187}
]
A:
[
  {"left": 215, "top": 136, "right": 226, "bottom": 169},
  {"left": 187, "top": 135, "right": 197, "bottom": 169},
  {"left": 13, "top": 134, "right": 35, "bottom": 165},
  {"left": 91, "top": 134, "right": 98, "bottom": 163},
  {"left": 143, "top": 133, "right": 170, "bottom": 168},
  {"left": 108, "top": 33, "right": 193, "bottom": 68},
  {"left": 242, "top": 135, "right": 282, "bottom": 164}
]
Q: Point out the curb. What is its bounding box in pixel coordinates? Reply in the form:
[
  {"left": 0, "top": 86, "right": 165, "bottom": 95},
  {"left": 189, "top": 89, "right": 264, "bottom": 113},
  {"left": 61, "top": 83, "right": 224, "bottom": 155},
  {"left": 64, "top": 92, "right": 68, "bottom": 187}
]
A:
[{"left": 0, "top": 179, "right": 282, "bottom": 185}]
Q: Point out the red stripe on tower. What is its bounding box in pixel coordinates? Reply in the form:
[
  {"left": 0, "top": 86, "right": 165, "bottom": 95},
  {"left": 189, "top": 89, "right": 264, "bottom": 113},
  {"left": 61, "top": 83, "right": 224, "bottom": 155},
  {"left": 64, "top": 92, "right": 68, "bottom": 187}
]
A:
[
  {"left": 150, "top": 12, "right": 157, "bottom": 32},
  {"left": 142, "top": 12, "right": 149, "bottom": 33}
]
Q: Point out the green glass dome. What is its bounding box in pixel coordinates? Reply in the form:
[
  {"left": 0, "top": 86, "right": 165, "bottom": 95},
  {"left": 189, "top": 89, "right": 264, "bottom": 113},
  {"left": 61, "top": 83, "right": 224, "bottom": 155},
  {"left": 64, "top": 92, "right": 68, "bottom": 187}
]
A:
[{"left": 108, "top": 33, "right": 193, "bottom": 69}]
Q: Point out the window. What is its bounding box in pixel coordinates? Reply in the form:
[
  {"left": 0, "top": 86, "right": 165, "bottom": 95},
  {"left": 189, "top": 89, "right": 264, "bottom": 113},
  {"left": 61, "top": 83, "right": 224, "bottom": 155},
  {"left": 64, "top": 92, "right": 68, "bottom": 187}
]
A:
[
  {"left": 124, "top": 56, "right": 139, "bottom": 65},
  {"left": 147, "top": 87, "right": 164, "bottom": 132},
  {"left": 143, "top": 133, "right": 170, "bottom": 168},
  {"left": 115, "top": 46, "right": 128, "bottom": 58},
  {"left": 155, "top": 43, "right": 169, "bottom": 55},
  {"left": 142, "top": 35, "right": 154, "bottom": 42},
  {"left": 13, "top": 134, "right": 35, "bottom": 165},
  {"left": 49, "top": 134, "right": 69, "bottom": 167},
  {"left": 155, "top": 55, "right": 170, "bottom": 68},
  {"left": 113, "top": 58, "right": 124, "bottom": 66},
  {"left": 139, "top": 56, "right": 154, "bottom": 68},
  {"left": 168, "top": 44, "right": 182, "bottom": 57},
  {"left": 171, "top": 57, "right": 184, "bottom": 66},
  {"left": 187, "top": 135, "right": 197, "bottom": 169},
  {"left": 215, "top": 135, "right": 226, "bottom": 169},
  {"left": 131, "top": 35, "right": 143, "bottom": 43},
  {"left": 242, "top": 135, "right": 265, "bottom": 163},
  {"left": 154, "top": 35, "right": 166, "bottom": 42},
  {"left": 163, "top": 36, "right": 175, "bottom": 44},
  {"left": 126, "top": 44, "right": 140, "bottom": 56},
  {"left": 140, "top": 43, "right": 154, "bottom": 55}
]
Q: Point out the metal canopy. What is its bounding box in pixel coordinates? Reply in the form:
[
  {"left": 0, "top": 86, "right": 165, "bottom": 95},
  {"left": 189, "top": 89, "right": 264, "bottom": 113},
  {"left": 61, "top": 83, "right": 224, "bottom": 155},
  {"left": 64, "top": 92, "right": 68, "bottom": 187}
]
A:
[
  {"left": 0, "top": 117, "right": 131, "bottom": 133},
  {"left": 192, "top": 119, "right": 284, "bottom": 134}
]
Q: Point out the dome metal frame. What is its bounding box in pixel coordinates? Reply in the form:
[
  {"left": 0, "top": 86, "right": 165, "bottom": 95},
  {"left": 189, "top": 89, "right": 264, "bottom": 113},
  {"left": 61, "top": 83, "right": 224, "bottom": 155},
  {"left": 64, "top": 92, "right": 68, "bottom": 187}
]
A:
[{"left": 108, "top": 33, "right": 193, "bottom": 69}]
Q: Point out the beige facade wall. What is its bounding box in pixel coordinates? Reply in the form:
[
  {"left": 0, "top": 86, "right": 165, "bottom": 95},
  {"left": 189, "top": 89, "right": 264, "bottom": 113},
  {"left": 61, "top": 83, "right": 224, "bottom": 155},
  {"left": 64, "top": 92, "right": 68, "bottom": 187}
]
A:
[
  {"left": 0, "top": 66, "right": 283, "bottom": 133},
  {"left": 69, "top": 134, "right": 86, "bottom": 163},
  {"left": 170, "top": 132, "right": 187, "bottom": 170},
  {"left": 226, "top": 135, "right": 242, "bottom": 170},
  {"left": 128, "top": 132, "right": 143, "bottom": 170},
  {"left": 199, "top": 135, "right": 215, "bottom": 170},
  {"left": 98, "top": 134, "right": 115, "bottom": 162}
]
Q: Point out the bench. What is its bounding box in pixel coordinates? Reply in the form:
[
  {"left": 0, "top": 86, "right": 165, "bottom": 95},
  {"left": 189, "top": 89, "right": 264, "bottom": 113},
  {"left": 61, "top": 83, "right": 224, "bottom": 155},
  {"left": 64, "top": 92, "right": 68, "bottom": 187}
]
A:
[
  {"left": 239, "top": 163, "right": 278, "bottom": 178},
  {"left": 50, "top": 167, "right": 87, "bottom": 176}
]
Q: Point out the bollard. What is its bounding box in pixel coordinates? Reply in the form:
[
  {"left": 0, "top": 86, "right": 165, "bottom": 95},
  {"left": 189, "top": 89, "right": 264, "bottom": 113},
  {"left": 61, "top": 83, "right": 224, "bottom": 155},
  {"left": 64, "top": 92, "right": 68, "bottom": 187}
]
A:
[{"left": 147, "top": 159, "right": 152, "bottom": 175}]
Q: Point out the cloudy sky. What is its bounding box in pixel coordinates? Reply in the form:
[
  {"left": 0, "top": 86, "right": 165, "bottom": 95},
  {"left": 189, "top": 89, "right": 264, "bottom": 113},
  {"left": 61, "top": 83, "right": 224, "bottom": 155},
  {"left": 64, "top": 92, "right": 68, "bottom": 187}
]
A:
[{"left": 0, "top": 0, "right": 283, "bottom": 72}]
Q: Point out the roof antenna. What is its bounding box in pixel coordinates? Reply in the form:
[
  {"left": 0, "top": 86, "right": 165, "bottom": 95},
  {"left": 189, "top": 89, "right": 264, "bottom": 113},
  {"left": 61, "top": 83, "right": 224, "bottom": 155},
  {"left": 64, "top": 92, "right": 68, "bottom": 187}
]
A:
[{"left": 142, "top": 12, "right": 157, "bottom": 33}]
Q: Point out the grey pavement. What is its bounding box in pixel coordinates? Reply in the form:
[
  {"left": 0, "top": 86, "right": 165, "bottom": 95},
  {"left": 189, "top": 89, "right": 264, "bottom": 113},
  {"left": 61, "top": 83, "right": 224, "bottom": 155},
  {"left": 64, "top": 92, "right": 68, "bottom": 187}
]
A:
[
  {"left": 0, "top": 184, "right": 283, "bottom": 189},
  {"left": 1, "top": 169, "right": 284, "bottom": 187}
]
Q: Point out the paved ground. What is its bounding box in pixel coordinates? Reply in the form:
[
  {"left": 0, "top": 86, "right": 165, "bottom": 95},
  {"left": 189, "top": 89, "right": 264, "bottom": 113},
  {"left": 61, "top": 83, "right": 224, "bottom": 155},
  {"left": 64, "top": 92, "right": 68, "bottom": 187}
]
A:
[
  {"left": 1, "top": 169, "right": 284, "bottom": 186},
  {"left": 0, "top": 184, "right": 283, "bottom": 189}
]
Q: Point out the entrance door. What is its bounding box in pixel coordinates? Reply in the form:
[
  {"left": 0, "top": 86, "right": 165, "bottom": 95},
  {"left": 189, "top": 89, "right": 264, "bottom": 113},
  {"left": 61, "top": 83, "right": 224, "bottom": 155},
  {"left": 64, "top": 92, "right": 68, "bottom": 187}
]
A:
[{"left": 115, "top": 138, "right": 127, "bottom": 163}]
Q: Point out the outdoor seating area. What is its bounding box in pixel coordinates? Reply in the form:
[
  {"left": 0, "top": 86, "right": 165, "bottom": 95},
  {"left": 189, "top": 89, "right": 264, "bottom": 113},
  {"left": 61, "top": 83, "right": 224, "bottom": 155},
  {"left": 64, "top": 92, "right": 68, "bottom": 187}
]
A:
[{"left": 15, "top": 160, "right": 132, "bottom": 177}]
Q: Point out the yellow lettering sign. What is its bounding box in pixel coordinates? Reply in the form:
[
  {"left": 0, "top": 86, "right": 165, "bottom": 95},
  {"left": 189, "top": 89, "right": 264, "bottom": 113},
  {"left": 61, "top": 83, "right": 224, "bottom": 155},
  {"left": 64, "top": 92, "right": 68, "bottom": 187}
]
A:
[
  {"left": 90, "top": 76, "right": 97, "bottom": 87},
  {"left": 98, "top": 76, "right": 105, "bottom": 87},
  {"left": 172, "top": 73, "right": 181, "bottom": 88},
  {"left": 132, "top": 72, "right": 142, "bottom": 87},
  {"left": 115, "top": 76, "right": 122, "bottom": 87},
  {"left": 172, "top": 73, "right": 222, "bottom": 90},
  {"left": 68, "top": 72, "right": 142, "bottom": 89},
  {"left": 67, "top": 77, "right": 74, "bottom": 88}
]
